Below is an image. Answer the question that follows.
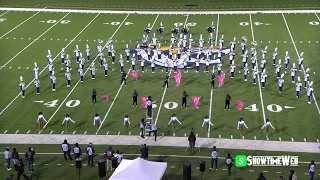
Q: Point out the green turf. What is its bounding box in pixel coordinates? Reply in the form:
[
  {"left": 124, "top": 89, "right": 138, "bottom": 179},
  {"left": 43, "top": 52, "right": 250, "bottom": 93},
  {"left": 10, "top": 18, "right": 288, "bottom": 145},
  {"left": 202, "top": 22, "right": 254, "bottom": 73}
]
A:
[
  {"left": 0, "top": 144, "right": 319, "bottom": 180},
  {"left": 0, "top": 11, "right": 319, "bottom": 143}
]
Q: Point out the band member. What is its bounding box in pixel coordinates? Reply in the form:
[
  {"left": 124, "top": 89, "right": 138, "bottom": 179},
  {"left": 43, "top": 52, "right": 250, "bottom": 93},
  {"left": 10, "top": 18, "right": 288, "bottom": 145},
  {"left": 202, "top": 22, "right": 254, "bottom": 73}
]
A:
[
  {"left": 261, "top": 119, "right": 275, "bottom": 140},
  {"left": 92, "top": 88, "right": 97, "bottom": 105},
  {"left": 211, "top": 72, "right": 216, "bottom": 89},
  {"left": 120, "top": 72, "right": 127, "bottom": 86},
  {"left": 225, "top": 93, "right": 231, "bottom": 110},
  {"left": 237, "top": 117, "right": 248, "bottom": 136},
  {"left": 93, "top": 114, "right": 101, "bottom": 132},
  {"left": 202, "top": 116, "right": 214, "bottom": 135},
  {"left": 123, "top": 115, "right": 130, "bottom": 133},
  {"left": 132, "top": 90, "right": 138, "bottom": 107},
  {"left": 168, "top": 114, "right": 181, "bottom": 134},
  {"left": 162, "top": 75, "right": 170, "bottom": 89},
  {"left": 146, "top": 96, "right": 152, "bottom": 118},
  {"left": 148, "top": 123, "right": 157, "bottom": 141},
  {"left": 181, "top": 90, "right": 188, "bottom": 108},
  {"left": 62, "top": 114, "right": 75, "bottom": 133},
  {"left": 37, "top": 112, "right": 47, "bottom": 131}
]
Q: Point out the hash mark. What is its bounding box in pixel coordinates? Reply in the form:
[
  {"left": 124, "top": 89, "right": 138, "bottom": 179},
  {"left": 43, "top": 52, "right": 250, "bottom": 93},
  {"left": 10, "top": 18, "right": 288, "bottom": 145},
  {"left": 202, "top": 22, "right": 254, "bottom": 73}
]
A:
[
  {"left": 308, "top": 41, "right": 310, "bottom": 43},
  {"left": 13, "top": 37, "right": 16, "bottom": 39},
  {"left": 50, "top": 130, "right": 53, "bottom": 134},
  {"left": 291, "top": 138, "right": 294, "bottom": 141},
  {"left": 263, "top": 171, "right": 268, "bottom": 173},
  {"left": 61, "top": 131, "right": 64, "bottom": 134},
  {"left": 184, "top": 133, "right": 186, "bottom": 137},
  {"left": 279, "top": 137, "right": 281, "bottom": 141},
  {"left": 276, "top": 172, "right": 282, "bottom": 174},
  {"left": 73, "top": 131, "right": 76, "bottom": 134},
  {"left": 106, "top": 131, "right": 109, "bottom": 135},
  {"left": 57, "top": 39, "right": 59, "bottom": 41},
  {"left": 4, "top": 130, "right": 7, "bottom": 134},
  {"left": 129, "top": 132, "right": 131, "bottom": 135},
  {"left": 15, "top": 130, "right": 19, "bottom": 134},
  {"left": 43, "top": 38, "right": 45, "bottom": 40},
  {"left": 196, "top": 134, "right": 198, "bottom": 137},
  {"left": 50, "top": 38, "right": 53, "bottom": 40},
  {"left": 231, "top": 135, "right": 233, "bottom": 139},
  {"left": 118, "top": 131, "right": 120, "bottom": 135},
  {"left": 26, "top": 130, "right": 30, "bottom": 134},
  {"left": 219, "top": 135, "right": 221, "bottom": 138},
  {"left": 304, "top": 138, "right": 307, "bottom": 142},
  {"left": 9, "top": 66, "right": 12, "bottom": 69},
  {"left": 84, "top": 131, "right": 87, "bottom": 134},
  {"left": 317, "top": 139, "right": 319, "bottom": 143},
  {"left": 254, "top": 136, "right": 256, "bottom": 140},
  {"left": 276, "top": 41, "right": 278, "bottom": 43},
  {"left": 284, "top": 41, "right": 286, "bottom": 43},
  {"left": 57, "top": 164, "right": 61, "bottom": 166},
  {"left": 18, "top": 67, "right": 21, "bottom": 69},
  {"left": 65, "top": 39, "right": 67, "bottom": 41},
  {"left": 21, "top": 38, "right": 23, "bottom": 40},
  {"left": 249, "top": 170, "right": 254, "bottom": 172}
]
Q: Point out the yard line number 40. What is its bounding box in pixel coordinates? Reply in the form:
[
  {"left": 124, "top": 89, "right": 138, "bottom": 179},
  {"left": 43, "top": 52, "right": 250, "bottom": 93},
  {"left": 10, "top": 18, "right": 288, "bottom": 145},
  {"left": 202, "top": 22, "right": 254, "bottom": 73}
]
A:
[
  {"left": 245, "top": 104, "right": 284, "bottom": 112},
  {"left": 44, "top": 99, "right": 80, "bottom": 107}
]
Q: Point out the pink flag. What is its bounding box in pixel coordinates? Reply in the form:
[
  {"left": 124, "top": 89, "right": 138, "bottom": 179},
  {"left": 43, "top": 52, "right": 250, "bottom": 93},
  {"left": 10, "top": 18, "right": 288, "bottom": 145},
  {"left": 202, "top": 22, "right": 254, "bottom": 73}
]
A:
[
  {"left": 191, "top": 96, "right": 200, "bottom": 109},
  {"left": 218, "top": 73, "right": 226, "bottom": 87},
  {"left": 234, "top": 100, "right": 244, "bottom": 112},
  {"left": 141, "top": 96, "right": 147, "bottom": 108},
  {"left": 131, "top": 70, "right": 139, "bottom": 82},
  {"left": 100, "top": 95, "right": 109, "bottom": 101},
  {"left": 174, "top": 72, "right": 182, "bottom": 87}
]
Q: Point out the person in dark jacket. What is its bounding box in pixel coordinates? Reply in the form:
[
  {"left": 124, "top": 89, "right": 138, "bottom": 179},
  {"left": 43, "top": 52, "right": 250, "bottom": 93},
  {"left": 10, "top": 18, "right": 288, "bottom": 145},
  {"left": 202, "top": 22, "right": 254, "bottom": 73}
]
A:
[
  {"left": 188, "top": 132, "right": 196, "bottom": 153},
  {"left": 132, "top": 90, "right": 138, "bottom": 107},
  {"left": 17, "top": 159, "right": 29, "bottom": 180},
  {"left": 257, "top": 173, "right": 267, "bottom": 180},
  {"left": 12, "top": 148, "right": 19, "bottom": 171},
  {"left": 224, "top": 93, "right": 231, "bottom": 110},
  {"left": 25, "top": 147, "right": 35, "bottom": 172},
  {"left": 140, "top": 144, "right": 149, "bottom": 160}
]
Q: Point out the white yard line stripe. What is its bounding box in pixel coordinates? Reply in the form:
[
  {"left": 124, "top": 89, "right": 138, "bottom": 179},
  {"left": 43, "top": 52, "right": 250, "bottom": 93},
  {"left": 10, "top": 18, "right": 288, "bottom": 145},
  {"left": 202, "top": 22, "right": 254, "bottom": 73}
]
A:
[
  {"left": 97, "top": 14, "right": 159, "bottom": 133},
  {"left": 249, "top": 14, "right": 267, "bottom": 123},
  {"left": 282, "top": 13, "right": 320, "bottom": 115},
  {"left": 0, "top": 12, "right": 70, "bottom": 69},
  {"left": 0, "top": 11, "right": 41, "bottom": 39},
  {"left": 315, "top": 13, "right": 320, "bottom": 21},
  {"left": 0, "top": 10, "right": 10, "bottom": 17},
  {"left": 155, "top": 15, "right": 188, "bottom": 125},
  {"left": 26, "top": 130, "right": 30, "bottom": 134},
  {"left": 0, "top": 13, "right": 98, "bottom": 117},
  {"left": 208, "top": 14, "right": 219, "bottom": 138},
  {"left": 38, "top": 14, "right": 102, "bottom": 132},
  {"left": 4, "top": 130, "right": 7, "bottom": 134}
]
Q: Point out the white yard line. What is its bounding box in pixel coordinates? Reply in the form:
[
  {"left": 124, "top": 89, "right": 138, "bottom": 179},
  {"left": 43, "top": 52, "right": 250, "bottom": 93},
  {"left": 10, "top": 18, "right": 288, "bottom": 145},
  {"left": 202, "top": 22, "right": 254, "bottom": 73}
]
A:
[
  {"left": 0, "top": 12, "right": 70, "bottom": 68},
  {"left": 40, "top": 14, "right": 130, "bottom": 134},
  {"left": 249, "top": 14, "right": 267, "bottom": 122},
  {"left": 0, "top": 10, "right": 10, "bottom": 17},
  {"left": 154, "top": 15, "right": 189, "bottom": 126},
  {"left": 0, "top": 11, "right": 41, "bottom": 39},
  {"left": 208, "top": 14, "right": 220, "bottom": 138},
  {"left": 0, "top": 13, "right": 97, "bottom": 116},
  {"left": 97, "top": 14, "right": 160, "bottom": 133},
  {"left": 315, "top": 13, "right": 320, "bottom": 20},
  {"left": 282, "top": 13, "right": 320, "bottom": 115}
]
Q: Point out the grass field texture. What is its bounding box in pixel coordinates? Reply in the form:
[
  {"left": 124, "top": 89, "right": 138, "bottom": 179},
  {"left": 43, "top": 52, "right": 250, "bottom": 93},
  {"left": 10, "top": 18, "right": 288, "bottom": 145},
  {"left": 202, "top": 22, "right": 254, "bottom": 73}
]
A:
[
  {"left": 0, "top": 144, "right": 319, "bottom": 180},
  {"left": 0, "top": 9, "right": 319, "bottom": 144}
]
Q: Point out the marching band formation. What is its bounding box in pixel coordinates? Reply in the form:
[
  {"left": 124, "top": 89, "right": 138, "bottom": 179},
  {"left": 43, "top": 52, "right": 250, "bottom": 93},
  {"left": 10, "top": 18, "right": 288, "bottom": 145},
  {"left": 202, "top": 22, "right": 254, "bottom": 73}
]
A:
[{"left": 17, "top": 21, "right": 314, "bottom": 138}]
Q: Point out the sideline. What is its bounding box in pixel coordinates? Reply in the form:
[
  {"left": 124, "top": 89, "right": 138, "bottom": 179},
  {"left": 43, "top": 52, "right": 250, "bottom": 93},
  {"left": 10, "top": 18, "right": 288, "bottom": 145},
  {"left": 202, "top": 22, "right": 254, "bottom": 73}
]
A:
[
  {"left": 0, "top": 7, "right": 320, "bottom": 15},
  {"left": 0, "top": 134, "right": 319, "bottom": 153}
]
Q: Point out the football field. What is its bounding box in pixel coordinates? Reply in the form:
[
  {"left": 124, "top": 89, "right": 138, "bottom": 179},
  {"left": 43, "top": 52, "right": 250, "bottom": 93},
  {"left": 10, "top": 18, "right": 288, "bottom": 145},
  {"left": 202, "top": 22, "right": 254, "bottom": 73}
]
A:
[{"left": 0, "top": 8, "right": 319, "bottom": 143}]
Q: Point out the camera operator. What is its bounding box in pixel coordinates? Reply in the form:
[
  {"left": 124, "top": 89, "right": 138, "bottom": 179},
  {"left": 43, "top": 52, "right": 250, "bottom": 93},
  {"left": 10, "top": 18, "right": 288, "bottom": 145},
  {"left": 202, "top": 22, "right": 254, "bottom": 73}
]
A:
[{"left": 140, "top": 144, "right": 149, "bottom": 160}]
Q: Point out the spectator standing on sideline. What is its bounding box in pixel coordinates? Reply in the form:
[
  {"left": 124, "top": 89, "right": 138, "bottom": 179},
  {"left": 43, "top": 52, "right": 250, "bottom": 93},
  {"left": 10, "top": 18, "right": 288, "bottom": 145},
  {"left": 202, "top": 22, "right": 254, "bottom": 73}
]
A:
[
  {"left": 86, "top": 143, "right": 95, "bottom": 167},
  {"left": 61, "top": 139, "right": 73, "bottom": 161},
  {"left": 309, "top": 160, "right": 316, "bottom": 180},
  {"left": 188, "top": 131, "right": 196, "bottom": 153},
  {"left": 5, "top": 147, "right": 12, "bottom": 171},
  {"left": 73, "top": 143, "right": 82, "bottom": 159},
  {"left": 132, "top": 90, "right": 138, "bottom": 107},
  {"left": 12, "top": 148, "right": 19, "bottom": 170},
  {"left": 17, "top": 159, "right": 29, "bottom": 180},
  {"left": 92, "top": 88, "right": 97, "bottom": 105},
  {"left": 146, "top": 96, "right": 152, "bottom": 118},
  {"left": 140, "top": 144, "right": 149, "bottom": 160},
  {"left": 25, "top": 147, "right": 35, "bottom": 172},
  {"left": 224, "top": 93, "right": 231, "bottom": 110},
  {"left": 210, "top": 146, "right": 218, "bottom": 170},
  {"left": 288, "top": 170, "right": 297, "bottom": 180},
  {"left": 113, "top": 150, "right": 123, "bottom": 169},
  {"left": 226, "top": 153, "right": 233, "bottom": 176},
  {"left": 104, "top": 146, "right": 114, "bottom": 171},
  {"left": 140, "top": 118, "right": 146, "bottom": 138},
  {"left": 257, "top": 173, "right": 267, "bottom": 180}
]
